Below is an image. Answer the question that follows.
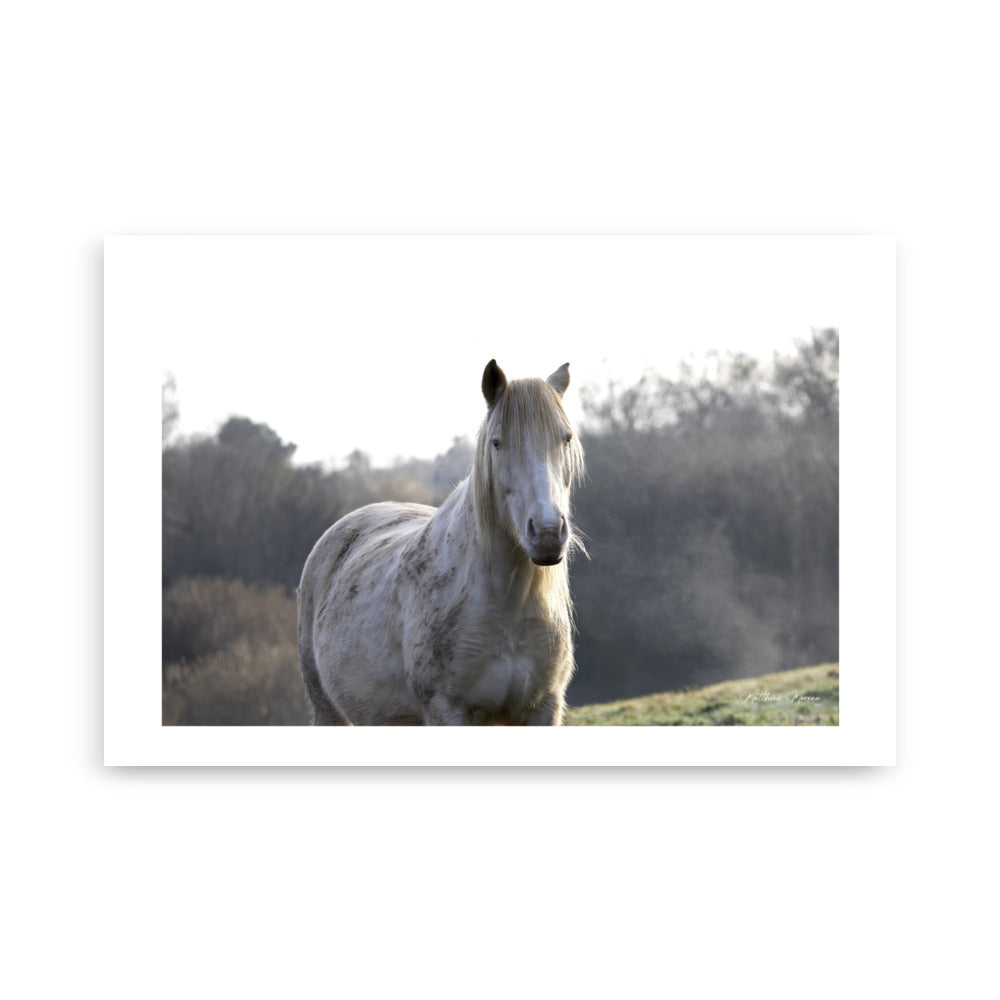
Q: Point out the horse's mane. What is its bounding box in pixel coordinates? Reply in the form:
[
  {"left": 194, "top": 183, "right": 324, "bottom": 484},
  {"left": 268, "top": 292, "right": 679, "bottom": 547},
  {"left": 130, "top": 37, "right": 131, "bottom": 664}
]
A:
[{"left": 472, "top": 378, "right": 586, "bottom": 564}]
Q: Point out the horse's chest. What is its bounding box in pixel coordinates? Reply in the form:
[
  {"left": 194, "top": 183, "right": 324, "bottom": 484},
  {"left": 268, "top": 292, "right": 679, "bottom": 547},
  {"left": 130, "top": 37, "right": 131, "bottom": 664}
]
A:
[
  {"left": 458, "top": 621, "right": 564, "bottom": 718},
  {"left": 403, "top": 576, "right": 570, "bottom": 722},
  {"left": 465, "top": 641, "right": 535, "bottom": 708}
]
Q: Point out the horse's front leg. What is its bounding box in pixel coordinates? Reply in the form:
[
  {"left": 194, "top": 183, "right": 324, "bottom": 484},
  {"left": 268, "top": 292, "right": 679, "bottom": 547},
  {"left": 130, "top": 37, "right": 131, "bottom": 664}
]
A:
[
  {"left": 524, "top": 691, "right": 564, "bottom": 726},
  {"left": 421, "top": 691, "right": 473, "bottom": 726}
]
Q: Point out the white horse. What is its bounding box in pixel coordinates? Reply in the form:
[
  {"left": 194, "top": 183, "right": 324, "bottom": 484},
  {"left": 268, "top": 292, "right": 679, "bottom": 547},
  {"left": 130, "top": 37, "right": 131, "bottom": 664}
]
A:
[{"left": 297, "top": 360, "right": 586, "bottom": 725}]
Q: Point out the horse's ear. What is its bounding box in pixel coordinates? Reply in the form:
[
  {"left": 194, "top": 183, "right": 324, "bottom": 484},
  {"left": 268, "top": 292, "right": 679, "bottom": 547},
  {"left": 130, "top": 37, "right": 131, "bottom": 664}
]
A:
[
  {"left": 482, "top": 359, "right": 508, "bottom": 407},
  {"left": 546, "top": 362, "right": 570, "bottom": 397}
]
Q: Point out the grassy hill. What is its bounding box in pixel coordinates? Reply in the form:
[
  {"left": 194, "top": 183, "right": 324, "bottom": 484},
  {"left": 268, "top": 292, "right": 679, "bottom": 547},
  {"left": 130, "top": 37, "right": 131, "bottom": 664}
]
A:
[{"left": 564, "top": 663, "right": 839, "bottom": 726}]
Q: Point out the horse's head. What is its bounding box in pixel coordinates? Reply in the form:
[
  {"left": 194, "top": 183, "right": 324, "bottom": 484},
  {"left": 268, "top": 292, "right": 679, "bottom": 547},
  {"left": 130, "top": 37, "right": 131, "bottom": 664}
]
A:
[{"left": 476, "top": 359, "right": 585, "bottom": 566}]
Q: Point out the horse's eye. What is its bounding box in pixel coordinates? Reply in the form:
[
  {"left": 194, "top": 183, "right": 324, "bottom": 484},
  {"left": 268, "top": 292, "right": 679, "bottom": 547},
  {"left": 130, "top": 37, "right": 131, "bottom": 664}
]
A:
[
  {"left": 564, "top": 432, "right": 573, "bottom": 445},
  {"left": 491, "top": 438, "right": 501, "bottom": 450}
]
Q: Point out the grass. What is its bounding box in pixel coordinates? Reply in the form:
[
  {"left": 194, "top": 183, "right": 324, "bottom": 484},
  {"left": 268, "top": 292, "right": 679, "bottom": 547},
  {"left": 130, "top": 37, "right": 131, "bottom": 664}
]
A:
[{"left": 564, "top": 663, "right": 839, "bottom": 726}]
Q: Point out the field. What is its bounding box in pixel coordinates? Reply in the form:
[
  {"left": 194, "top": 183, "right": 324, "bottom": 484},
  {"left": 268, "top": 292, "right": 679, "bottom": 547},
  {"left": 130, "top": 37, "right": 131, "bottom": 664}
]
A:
[{"left": 564, "top": 664, "right": 839, "bottom": 726}]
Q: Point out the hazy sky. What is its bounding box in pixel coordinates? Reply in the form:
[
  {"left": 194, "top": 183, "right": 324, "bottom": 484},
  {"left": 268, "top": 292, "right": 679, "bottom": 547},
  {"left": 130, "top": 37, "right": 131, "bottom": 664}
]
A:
[{"left": 113, "top": 236, "right": 885, "bottom": 467}]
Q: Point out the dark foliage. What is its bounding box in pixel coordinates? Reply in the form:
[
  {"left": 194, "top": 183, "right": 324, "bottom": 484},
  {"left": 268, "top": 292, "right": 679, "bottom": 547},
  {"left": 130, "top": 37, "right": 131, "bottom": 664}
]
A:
[
  {"left": 162, "top": 577, "right": 306, "bottom": 725},
  {"left": 569, "top": 332, "right": 838, "bottom": 702}
]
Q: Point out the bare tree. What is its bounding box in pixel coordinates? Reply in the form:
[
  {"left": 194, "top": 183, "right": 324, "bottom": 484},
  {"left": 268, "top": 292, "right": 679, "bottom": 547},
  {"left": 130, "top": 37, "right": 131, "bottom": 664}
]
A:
[{"left": 162, "top": 373, "right": 179, "bottom": 445}]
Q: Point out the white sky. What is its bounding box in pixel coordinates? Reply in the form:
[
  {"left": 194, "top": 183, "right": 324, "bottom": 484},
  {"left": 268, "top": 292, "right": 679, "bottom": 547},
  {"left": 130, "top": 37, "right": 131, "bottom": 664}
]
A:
[{"left": 112, "top": 236, "right": 889, "bottom": 467}]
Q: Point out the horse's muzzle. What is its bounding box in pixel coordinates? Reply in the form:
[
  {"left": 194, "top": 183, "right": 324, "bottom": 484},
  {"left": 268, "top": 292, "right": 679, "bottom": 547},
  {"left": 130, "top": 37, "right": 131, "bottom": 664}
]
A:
[
  {"left": 526, "top": 516, "right": 568, "bottom": 566},
  {"left": 530, "top": 551, "right": 564, "bottom": 566}
]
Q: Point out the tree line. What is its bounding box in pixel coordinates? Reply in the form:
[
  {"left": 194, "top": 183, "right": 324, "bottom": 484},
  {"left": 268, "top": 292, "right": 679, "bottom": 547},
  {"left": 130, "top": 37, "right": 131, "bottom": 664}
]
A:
[{"left": 162, "top": 330, "right": 838, "bottom": 719}]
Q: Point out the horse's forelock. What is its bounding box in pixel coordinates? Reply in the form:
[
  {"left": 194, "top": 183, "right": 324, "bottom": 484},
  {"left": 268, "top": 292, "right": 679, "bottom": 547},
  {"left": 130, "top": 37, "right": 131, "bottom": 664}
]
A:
[
  {"left": 473, "top": 378, "right": 585, "bottom": 544},
  {"left": 493, "top": 378, "right": 574, "bottom": 446}
]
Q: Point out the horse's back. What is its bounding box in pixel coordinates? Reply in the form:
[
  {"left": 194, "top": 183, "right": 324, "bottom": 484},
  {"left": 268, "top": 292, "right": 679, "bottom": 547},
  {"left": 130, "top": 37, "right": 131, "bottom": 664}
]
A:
[{"left": 299, "top": 501, "right": 433, "bottom": 620}]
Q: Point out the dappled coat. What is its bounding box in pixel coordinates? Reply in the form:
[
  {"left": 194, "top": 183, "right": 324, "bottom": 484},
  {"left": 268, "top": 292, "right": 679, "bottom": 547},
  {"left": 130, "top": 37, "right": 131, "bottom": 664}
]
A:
[{"left": 297, "top": 360, "right": 585, "bottom": 725}]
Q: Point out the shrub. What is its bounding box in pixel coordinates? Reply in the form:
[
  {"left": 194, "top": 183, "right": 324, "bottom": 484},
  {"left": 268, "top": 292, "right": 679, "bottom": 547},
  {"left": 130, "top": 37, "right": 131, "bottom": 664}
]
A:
[{"left": 162, "top": 576, "right": 308, "bottom": 725}]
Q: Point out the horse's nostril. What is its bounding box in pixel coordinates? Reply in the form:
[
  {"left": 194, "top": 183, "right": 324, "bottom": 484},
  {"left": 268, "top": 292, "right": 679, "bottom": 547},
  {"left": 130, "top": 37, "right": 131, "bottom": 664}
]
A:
[{"left": 527, "top": 518, "right": 536, "bottom": 538}]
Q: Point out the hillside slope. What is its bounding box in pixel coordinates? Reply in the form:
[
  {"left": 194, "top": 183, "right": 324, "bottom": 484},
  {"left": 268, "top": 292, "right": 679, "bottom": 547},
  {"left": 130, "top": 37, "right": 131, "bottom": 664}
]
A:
[{"left": 564, "top": 664, "right": 839, "bottom": 726}]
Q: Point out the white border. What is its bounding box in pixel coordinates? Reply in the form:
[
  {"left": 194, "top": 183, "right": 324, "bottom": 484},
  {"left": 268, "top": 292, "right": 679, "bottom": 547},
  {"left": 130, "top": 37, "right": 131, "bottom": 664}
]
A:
[{"left": 104, "top": 235, "right": 896, "bottom": 766}]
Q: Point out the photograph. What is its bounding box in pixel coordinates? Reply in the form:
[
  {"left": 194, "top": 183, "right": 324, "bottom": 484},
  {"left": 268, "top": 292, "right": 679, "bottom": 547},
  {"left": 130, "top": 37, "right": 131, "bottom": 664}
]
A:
[{"left": 106, "top": 235, "right": 893, "bottom": 763}]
